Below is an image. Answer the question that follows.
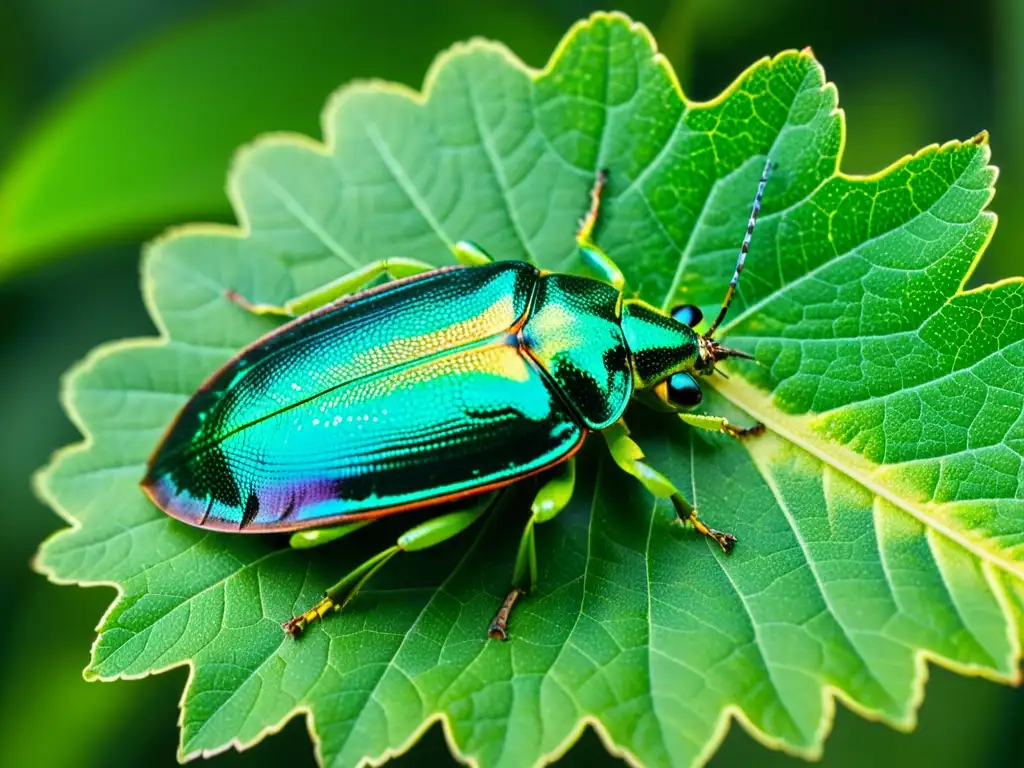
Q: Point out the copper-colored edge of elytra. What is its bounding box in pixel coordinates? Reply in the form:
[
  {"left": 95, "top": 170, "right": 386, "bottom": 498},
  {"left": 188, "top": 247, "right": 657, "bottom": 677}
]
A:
[{"left": 144, "top": 429, "right": 589, "bottom": 533}]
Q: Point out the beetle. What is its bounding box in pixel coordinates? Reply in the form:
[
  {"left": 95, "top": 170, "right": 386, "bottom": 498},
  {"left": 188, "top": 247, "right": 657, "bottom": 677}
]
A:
[{"left": 141, "top": 159, "right": 773, "bottom": 640}]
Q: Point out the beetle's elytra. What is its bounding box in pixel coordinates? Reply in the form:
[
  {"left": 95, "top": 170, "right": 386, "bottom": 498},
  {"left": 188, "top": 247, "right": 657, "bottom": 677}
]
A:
[{"left": 142, "top": 161, "right": 773, "bottom": 640}]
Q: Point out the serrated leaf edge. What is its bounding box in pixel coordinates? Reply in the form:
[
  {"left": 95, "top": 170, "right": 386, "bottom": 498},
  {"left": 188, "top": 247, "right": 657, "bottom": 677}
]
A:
[
  {"left": 708, "top": 133, "right": 1020, "bottom": 580},
  {"left": 704, "top": 124, "right": 1024, "bottom": 759}
]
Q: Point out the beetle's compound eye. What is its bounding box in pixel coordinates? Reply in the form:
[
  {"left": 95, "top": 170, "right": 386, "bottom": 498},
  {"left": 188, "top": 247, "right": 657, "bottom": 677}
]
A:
[
  {"left": 671, "top": 304, "right": 703, "bottom": 328},
  {"left": 666, "top": 372, "right": 703, "bottom": 408}
]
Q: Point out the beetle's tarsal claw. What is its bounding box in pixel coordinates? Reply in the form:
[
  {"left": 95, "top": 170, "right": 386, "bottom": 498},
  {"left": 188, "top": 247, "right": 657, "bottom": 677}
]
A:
[
  {"left": 487, "top": 588, "right": 524, "bottom": 641},
  {"left": 677, "top": 504, "right": 737, "bottom": 554},
  {"left": 722, "top": 421, "right": 765, "bottom": 440},
  {"left": 709, "top": 529, "right": 738, "bottom": 554},
  {"left": 282, "top": 616, "right": 306, "bottom": 637},
  {"left": 282, "top": 595, "right": 337, "bottom": 637}
]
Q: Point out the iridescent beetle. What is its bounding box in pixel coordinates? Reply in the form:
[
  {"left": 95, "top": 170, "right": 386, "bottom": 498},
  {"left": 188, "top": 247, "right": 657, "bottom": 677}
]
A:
[{"left": 142, "top": 160, "right": 772, "bottom": 639}]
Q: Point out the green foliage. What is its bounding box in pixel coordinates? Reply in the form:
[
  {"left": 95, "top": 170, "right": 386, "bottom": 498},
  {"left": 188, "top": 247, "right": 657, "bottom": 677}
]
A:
[
  {"left": 35, "top": 12, "right": 1023, "bottom": 768},
  {"left": 0, "top": 0, "right": 557, "bottom": 272}
]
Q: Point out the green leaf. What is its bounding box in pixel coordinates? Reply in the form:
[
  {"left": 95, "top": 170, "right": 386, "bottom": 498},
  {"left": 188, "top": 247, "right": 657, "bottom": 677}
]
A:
[
  {"left": 0, "top": 0, "right": 558, "bottom": 272},
  {"left": 36, "top": 12, "right": 1023, "bottom": 768}
]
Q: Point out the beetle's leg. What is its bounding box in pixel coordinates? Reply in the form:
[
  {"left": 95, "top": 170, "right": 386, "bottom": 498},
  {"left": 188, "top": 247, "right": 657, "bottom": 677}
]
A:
[
  {"left": 288, "top": 520, "right": 375, "bottom": 549},
  {"left": 677, "top": 412, "right": 765, "bottom": 441},
  {"left": 282, "top": 495, "right": 494, "bottom": 637},
  {"left": 574, "top": 170, "right": 626, "bottom": 291},
  {"left": 578, "top": 243, "right": 626, "bottom": 293},
  {"left": 602, "top": 420, "right": 736, "bottom": 553},
  {"left": 452, "top": 240, "right": 494, "bottom": 265},
  {"left": 576, "top": 168, "right": 607, "bottom": 246},
  {"left": 488, "top": 459, "right": 576, "bottom": 641},
  {"left": 635, "top": 375, "right": 765, "bottom": 440},
  {"left": 226, "top": 257, "right": 438, "bottom": 317}
]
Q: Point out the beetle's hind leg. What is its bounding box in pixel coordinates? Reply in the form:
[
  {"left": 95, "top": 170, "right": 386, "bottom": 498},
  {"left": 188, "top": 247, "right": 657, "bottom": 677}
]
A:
[
  {"left": 488, "top": 459, "right": 576, "bottom": 641},
  {"left": 283, "top": 495, "right": 494, "bottom": 637},
  {"left": 225, "top": 257, "right": 439, "bottom": 318},
  {"left": 602, "top": 420, "right": 736, "bottom": 553},
  {"left": 283, "top": 544, "right": 399, "bottom": 636},
  {"left": 677, "top": 412, "right": 765, "bottom": 441}
]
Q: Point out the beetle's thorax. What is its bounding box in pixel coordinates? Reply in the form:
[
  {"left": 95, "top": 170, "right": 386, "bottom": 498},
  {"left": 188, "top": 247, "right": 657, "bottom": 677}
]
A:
[{"left": 619, "top": 299, "right": 700, "bottom": 389}]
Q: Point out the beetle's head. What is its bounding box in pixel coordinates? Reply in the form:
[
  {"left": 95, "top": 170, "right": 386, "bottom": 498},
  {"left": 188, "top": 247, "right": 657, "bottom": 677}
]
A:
[
  {"left": 625, "top": 157, "right": 773, "bottom": 392},
  {"left": 667, "top": 303, "right": 755, "bottom": 377}
]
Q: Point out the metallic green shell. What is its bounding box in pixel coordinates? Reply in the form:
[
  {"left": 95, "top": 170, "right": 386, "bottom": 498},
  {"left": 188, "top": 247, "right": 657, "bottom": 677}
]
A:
[
  {"left": 522, "top": 273, "right": 631, "bottom": 429},
  {"left": 620, "top": 300, "right": 699, "bottom": 388},
  {"left": 142, "top": 262, "right": 636, "bottom": 532}
]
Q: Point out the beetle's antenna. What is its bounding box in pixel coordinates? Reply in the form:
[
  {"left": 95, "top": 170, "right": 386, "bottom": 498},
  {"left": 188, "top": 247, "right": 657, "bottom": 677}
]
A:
[{"left": 706, "top": 157, "right": 773, "bottom": 338}]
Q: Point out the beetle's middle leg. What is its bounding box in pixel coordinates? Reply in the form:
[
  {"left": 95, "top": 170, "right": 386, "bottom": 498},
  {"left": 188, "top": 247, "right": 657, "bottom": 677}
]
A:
[
  {"left": 602, "top": 420, "right": 737, "bottom": 553},
  {"left": 487, "top": 459, "right": 576, "bottom": 641},
  {"left": 282, "top": 494, "right": 495, "bottom": 637},
  {"left": 225, "top": 257, "right": 439, "bottom": 318}
]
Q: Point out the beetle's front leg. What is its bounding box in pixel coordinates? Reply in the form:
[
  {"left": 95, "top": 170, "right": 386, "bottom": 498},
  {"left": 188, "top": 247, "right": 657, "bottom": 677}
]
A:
[
  {"left": 633, "top": 378, "right": 764, "bottom": 441},
  {"left": 488, "top": 459, "right": 575, "bottom": 641},
  {"left": 602, "top": 420, "right": 736, "bottom": 553},
  {"left": 226, "top": 256, "right": 439, "bottom": 318},
  {"left": 574, "top": 169, "right": 626, "bottom": 292},
  {"left": 283, "top": 494, "right": 495, "bottom": 637},
  {"left": 677, "top": 412, "right": 765, "bottom": 441}
]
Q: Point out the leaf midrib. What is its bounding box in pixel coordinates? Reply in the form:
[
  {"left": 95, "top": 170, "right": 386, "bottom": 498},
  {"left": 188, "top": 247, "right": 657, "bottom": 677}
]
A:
[{"left": 709, "top": 376, "right": 1022, "bottom": 578}]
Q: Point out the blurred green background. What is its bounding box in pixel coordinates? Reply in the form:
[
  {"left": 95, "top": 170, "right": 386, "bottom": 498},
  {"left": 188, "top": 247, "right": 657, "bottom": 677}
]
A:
[{"left": 0, "top": 0, "right": 1020, "bottom": 766}]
